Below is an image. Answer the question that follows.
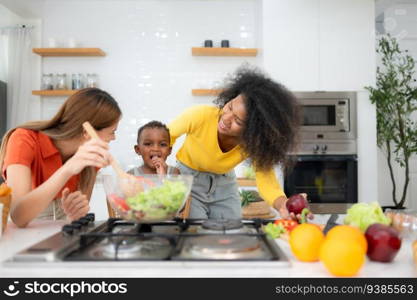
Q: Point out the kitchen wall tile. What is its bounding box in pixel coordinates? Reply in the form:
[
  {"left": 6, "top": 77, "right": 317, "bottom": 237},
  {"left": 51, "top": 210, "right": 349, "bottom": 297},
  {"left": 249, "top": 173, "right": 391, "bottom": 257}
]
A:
[{"left": 40, "top": 0, "right": 261, "bottom": 169}]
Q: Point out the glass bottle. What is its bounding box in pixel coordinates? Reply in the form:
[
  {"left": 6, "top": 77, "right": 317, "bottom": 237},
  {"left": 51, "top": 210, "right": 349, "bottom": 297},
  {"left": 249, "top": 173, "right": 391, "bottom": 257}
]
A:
[
  {"left": 41, "top": 73, "right": 54, "bottom": 90},
  {"left": 86, "top": 73, "right": 98, "bottom": 88},
  {"left": 55, "top": 73, "right": 67, "bottom": 90}
]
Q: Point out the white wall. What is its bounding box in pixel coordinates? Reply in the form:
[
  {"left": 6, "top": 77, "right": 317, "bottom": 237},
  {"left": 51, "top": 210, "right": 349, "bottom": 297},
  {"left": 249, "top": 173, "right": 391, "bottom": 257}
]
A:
[{"left": 376, "top": 0, "right": 417, "bottom": 209}]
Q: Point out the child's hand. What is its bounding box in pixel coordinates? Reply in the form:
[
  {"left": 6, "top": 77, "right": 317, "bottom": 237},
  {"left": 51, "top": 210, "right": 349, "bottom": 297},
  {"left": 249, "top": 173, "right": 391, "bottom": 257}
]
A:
[
  {"left": 151, "top": 157, "right": 168, "bottom": 175},
  {"left": 61, "top": 188, "right": 90, "bottom": 221}
]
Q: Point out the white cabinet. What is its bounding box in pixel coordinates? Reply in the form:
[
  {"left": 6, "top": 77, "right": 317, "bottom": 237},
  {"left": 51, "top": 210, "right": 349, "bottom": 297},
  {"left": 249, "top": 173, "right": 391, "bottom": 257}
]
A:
[{"left": 262, "top": 0, "right": 375, "bottom": 91}]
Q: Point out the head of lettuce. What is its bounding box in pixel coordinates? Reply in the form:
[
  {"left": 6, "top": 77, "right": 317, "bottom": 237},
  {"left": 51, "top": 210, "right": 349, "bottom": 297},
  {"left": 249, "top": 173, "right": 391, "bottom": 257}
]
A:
[{"left": 344, "top": 202, "right": 391, "bottom": 232}]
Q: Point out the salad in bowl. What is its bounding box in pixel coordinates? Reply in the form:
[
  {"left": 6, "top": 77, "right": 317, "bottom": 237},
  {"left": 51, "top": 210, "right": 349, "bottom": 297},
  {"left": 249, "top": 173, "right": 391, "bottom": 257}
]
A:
[{"left": 103, "top": 174, "right": 193, "bottom": 222}]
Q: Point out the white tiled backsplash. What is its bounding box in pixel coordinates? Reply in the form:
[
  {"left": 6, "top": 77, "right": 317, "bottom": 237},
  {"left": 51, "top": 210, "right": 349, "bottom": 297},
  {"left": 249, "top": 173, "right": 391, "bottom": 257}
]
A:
[{"left": 39, "top": 0, "right": 261, "bottom": 170}]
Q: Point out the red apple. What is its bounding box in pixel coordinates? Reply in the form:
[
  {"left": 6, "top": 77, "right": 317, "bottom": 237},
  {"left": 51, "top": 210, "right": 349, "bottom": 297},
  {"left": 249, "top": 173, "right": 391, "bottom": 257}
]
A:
[
  {"left": 365, "top": 223, "right": 402, "bottom": 262},
  {"left": 286, "top": 193, "right": 309, "bottom": 215}
]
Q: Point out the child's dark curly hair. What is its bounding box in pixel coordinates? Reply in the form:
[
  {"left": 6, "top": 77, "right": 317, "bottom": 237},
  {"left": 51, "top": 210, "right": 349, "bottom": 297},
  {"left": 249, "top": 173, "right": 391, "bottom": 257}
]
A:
[
  {"left": 214, "top": 66, "right": 301, "bottom": 172},
  {"left": 137, "top": 120, "right": 170, "bottom": 144}
]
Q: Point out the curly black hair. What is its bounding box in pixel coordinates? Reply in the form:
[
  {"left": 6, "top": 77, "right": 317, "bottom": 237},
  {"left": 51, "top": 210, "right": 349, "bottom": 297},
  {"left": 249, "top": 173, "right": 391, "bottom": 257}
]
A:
[
  {"left": 137, "top": 120, "right": 170, "bottom": 144},
  {"left": 214, "top": 66, "right": 301, "bottom": 172}
]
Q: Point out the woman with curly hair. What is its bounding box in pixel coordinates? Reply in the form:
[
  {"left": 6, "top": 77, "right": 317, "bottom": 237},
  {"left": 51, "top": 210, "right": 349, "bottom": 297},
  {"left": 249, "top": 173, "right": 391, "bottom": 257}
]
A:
[{"left": 168, "top": 66, "right": 301, "bottom": 219}]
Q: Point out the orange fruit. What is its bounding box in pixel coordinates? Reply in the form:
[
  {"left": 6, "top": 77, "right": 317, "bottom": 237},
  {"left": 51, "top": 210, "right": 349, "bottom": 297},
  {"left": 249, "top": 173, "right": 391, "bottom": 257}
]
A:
[
  {"left": 319, "top": 238, "right": 365, "bottom": 276},
  {"left": 326, "top": 225, "right": 367, "bottom": 254},
  {"left": 289, "top": 223, "right": 325, "bottom": 262}
]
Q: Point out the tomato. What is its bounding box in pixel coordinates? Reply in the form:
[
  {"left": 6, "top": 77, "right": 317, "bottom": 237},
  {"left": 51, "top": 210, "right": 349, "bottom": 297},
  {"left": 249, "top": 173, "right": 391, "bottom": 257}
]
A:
[
  {"left": 274, "top": 219, "right": 298, "bottom": 232},
  {"left": 109, "top": 194, "right": 130, "bottom": 211}
]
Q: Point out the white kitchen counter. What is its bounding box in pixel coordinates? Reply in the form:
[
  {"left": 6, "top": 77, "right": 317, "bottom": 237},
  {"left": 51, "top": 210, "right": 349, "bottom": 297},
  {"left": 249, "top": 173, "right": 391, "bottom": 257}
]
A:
[{"left": 0, "top": 217, "right": 416, "bottom": 278}]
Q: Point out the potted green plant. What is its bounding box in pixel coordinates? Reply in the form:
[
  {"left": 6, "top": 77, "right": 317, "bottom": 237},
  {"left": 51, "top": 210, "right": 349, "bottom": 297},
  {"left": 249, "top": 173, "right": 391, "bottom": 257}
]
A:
[{"left": 365, "top": 34, "right": 417, "bottom": 209}]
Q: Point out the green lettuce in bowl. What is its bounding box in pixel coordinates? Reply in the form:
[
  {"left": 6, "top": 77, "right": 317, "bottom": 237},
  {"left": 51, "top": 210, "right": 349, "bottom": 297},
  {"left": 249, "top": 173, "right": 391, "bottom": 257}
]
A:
[{"left": 104, "top": 174, "right": 193, "bottom": 222}]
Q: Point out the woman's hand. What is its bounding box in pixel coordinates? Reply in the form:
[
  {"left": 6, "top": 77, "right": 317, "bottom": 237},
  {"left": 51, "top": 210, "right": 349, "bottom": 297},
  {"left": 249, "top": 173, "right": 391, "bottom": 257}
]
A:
[
  {"left": 63, "top": 138, "right": 111, "bottom": 176},
  {"left": 273, "top": 196, "right": 290, "bottom": 219},
  {"left": 61, "top": 188, "right": 89, "bottom": 221},
  {"left": 151, "top": 157, "right": 168, "bottom": 175}
]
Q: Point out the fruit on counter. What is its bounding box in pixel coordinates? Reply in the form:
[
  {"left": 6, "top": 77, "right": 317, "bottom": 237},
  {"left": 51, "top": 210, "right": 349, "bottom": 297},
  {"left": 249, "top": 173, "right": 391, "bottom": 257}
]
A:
[
  {"left": 286, "top": 193, "right": 308, "bottom": 215},
  {"left": 274, "top": 219, "right": 298, "bottom": 232},
  {"left": 325, "top": 225, "right": 368, "bottom": 254},
  {"left": 365, "top": 223, "right": 402, "bottom": 262},
  {"left": 263, "top": 222, "right": 286, "bottom": 239},
  {"left": 289, "top": 223, "right": 324, "bottom": 262},
  {"left": 319, "top": 238, "right": 365, "bottom": 276},
  {"left": 344, "top": 202, "right": 391, "bottom": 232},
  {"left": 0, "top": 183, "right": 12, "bottom": 196},
  {"left": 319, "top": 224, "right": 366, "bottom": 276}
]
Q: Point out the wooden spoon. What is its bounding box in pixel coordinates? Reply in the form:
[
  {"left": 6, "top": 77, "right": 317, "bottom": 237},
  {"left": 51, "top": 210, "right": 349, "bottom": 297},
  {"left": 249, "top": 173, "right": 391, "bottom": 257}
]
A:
[
  {"left": 82, "top": 121, "right": 143, "bottom": 195},
  {"left": 82, "top": 122, "right": 128, "bottom": 178}
]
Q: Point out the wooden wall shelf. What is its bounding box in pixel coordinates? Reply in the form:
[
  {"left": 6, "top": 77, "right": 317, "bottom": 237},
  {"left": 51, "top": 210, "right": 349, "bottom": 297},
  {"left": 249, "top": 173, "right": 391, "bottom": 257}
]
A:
[
  {"left": 192, "top": 89, "right": 222, "bottom": 96},
  {"left": 237, "top": 178, "right": 257, "bottom": 187},
  {"left": 32, "top": 90, "right": 78, "bottom": 96},
  {"left": 32, "top": 48, "right": 106, "bottom": 57},
  {"left": 192, "top": 47, "right": 258, "bottom": 57}
]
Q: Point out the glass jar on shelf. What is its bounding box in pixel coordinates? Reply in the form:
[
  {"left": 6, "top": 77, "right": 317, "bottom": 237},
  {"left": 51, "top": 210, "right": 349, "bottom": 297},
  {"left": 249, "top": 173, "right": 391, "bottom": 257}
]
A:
[
  {"left": 41, "top": 73, "right": 54, "bottom": 90},
  {"left": 55, "top": 73, "right": 67, "bottom": 90},
  {"left": 86, "top": 73, "right": 99, "bottom": 88},
  {"left": 71, "top": 73, "right": 85, "bottom": 90}
]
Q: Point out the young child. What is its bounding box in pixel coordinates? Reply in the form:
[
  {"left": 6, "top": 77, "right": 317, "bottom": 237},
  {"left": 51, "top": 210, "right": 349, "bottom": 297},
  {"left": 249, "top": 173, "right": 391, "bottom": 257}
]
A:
[{"left": 128, "top": 121, "right": 179, "bottom": 176}]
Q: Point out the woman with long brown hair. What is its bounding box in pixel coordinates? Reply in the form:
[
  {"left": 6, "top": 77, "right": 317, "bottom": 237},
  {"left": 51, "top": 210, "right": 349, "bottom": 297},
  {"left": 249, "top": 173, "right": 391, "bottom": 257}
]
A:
[{"left": 0, "top": 88, "right": 121, "bottom": 227}]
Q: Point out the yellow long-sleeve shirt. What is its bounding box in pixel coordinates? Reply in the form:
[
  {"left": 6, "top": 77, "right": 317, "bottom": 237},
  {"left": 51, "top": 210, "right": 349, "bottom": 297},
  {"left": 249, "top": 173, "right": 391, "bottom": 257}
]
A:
[{"left": 168, "top": 105, "right": 286, "bottom": 205}]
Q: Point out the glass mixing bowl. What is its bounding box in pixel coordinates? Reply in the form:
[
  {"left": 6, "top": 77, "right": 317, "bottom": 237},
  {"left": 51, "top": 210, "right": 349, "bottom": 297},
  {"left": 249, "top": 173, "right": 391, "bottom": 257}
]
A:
[{"left": 103, "top": 174, "right": 193, "bottom": 222}]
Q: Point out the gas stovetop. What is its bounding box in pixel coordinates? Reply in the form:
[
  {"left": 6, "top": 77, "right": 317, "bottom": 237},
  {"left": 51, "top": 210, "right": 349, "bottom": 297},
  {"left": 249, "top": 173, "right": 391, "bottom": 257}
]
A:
[{"left": 6, "top": 214, "right": 289, "bottom": 266}]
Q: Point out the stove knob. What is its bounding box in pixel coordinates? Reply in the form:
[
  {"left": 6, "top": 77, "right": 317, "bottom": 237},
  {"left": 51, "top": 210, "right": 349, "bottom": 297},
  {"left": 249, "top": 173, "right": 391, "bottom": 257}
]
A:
[
  {"left": 70, "top": 222, "right": 82, "bottom": 230},
  {"left": 62, "top": 224, "right": 74, "bottom": 235},
  {"left": 313, "top": 144, "right": 320, "bottom": 153},
  {"left": 86, "top": 213, "right": 95, "bottom": 222},
  {"left": 77, "top": 218, "right": 90, "bottom": 226},
  {"left": 321, "top": 144, "right": 328, "bottom": 154}
]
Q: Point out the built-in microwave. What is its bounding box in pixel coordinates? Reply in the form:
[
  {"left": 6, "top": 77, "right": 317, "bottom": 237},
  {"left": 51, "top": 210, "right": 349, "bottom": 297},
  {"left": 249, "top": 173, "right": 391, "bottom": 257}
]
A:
[{"left": 294, "top": 91, "right": 356, "bottom": 142}]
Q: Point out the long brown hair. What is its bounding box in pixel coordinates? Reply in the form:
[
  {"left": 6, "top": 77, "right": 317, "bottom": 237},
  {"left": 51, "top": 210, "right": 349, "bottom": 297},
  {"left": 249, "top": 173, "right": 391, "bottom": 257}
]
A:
[{"left": 0, "top": 88, "right": 122, "bottom": 193}]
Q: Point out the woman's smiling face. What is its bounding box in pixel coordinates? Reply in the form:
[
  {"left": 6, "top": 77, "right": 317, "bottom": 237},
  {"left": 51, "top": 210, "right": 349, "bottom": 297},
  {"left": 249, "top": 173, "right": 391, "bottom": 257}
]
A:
[{"left": 218, "top": 94, "right": 246, "bottom": 137}]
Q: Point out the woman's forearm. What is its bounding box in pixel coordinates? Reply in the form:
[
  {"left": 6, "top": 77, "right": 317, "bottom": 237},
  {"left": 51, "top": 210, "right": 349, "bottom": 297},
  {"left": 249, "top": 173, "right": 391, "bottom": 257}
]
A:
[{"left": 10, "top": 165, "right": 73, "bottom": 227}]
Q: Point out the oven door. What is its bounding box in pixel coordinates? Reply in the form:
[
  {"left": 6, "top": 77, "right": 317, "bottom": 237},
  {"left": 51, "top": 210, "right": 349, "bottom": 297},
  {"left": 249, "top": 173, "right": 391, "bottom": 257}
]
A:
[{"left": 284, "top": 155, "right": 357, "bottom": 203}]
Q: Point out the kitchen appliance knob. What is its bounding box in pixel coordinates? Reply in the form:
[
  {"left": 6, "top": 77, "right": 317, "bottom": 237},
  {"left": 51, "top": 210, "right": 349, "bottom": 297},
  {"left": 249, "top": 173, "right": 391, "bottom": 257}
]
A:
[
  {"left": 313, "top": 144, "right": 320, "bottom": 153},
  {"left": 321, "top": 144, "right": 328, "bottom": 153},
  {"left": 62, "top": 224, "right": 74, "bottom": 235},
  {"left": 86, "top": 213, "right": 95, "bottom": 222},
  {"left": 77, "top": 218, "right": 90, "bottom": 226},
  {"left": 70, "top": 222, "right": 82, "bottom": 230}
]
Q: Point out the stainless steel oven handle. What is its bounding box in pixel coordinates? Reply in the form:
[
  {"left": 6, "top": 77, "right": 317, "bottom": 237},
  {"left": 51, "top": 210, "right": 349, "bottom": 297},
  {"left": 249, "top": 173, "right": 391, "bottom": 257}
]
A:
[{"left": 293, "top": 155, "right": 358, "bottom": 162}]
